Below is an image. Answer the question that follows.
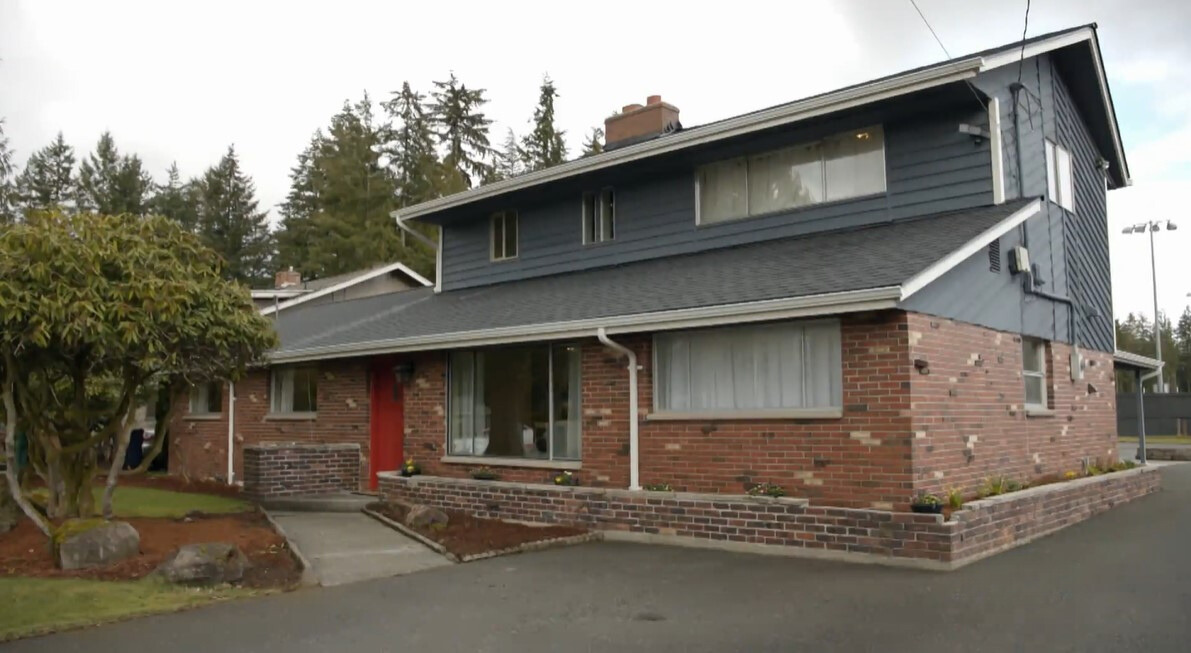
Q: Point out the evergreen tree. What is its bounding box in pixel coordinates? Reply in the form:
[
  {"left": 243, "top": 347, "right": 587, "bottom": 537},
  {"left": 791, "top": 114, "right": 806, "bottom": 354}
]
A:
[
  {"left": 429, "top": 72, "right": 493, "bottom": 187},
  {"left": 518, "top": 75, "right": 567, "bottom": 171},
  {"left": 581, "top": 127, "right": 605, "bottom": 157},
  {"left": 0, "top": 119, "right": 16, "bottom": 223},
  {"left": 1176, "top": 307, "right": 1191, "bottom": 392},
  {"left": 77, "top": 131, "right": 153, "bottom": 215},
  {"left": 17, "top": 132, "right": 76, "bottom": 212},
  {"left": 152, "top": 162, "right": 199, "bottom": 232},
  {"left": 276, "top": 131, "right": 326, "bottom": 274},
  {"left": 194, "top": 145, "right": 274, "bottom": 285},
  {"left": 494, "top": 128, "right": 523, "bottom": 180},
  {"left": 383, "top": 82, "right": 440, "bottom": 207}
]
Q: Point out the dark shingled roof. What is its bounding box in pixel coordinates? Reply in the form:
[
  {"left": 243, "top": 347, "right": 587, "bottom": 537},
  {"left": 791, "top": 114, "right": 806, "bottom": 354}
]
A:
[{"left": 272, "top": 199, "right": 1033, "bottom": 358}]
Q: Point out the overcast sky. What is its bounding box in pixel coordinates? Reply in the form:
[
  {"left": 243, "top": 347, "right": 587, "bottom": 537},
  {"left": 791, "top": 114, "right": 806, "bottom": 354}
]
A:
[{"left": 1, "top": 0, "right": 1189, "bottom": 322}]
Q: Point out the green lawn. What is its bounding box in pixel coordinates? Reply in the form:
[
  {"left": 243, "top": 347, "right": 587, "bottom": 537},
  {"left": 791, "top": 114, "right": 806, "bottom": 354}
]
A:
[
  {"left": 0, "top": 577, "right": 256, "bottom": 641},
  {"left": 30, "top": 485, "right": 251, "bottom": 519},
  {"left": 1120, "top": 435, "right": 1191, "bottom": 445}
]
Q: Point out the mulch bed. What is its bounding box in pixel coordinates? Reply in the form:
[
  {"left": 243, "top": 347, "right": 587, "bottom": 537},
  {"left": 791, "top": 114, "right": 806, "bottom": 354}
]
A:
[
  {"left": 0, "top": 511, "right": 300, "bottom": 590},
  {"left": 366, "top": 501, "right": 586, "bottom": 558}
]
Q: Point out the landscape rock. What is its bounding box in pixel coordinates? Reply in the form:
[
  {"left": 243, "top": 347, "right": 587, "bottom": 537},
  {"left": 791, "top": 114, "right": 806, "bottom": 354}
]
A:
[
  {"left": 55, "top": 519, "right": 140, "bottom": 570},
  {"left": 154, "top": 542, "right": 249, "bottom": 586},
  {"left": 405, "top": 504, "right": 449, "bottom": 530}
]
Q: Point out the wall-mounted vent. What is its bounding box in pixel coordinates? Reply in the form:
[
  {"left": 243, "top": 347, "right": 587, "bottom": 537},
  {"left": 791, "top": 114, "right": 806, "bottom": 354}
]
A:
[{"left": 988, "top": 239, "right": 1001, "bottom": 273}]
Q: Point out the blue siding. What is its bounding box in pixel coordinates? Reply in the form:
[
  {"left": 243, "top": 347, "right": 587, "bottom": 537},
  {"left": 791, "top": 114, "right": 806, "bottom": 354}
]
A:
[
  {"left": 441, "top": 96, "right": 992, "bottom": 290},
  {"left": 904, "top": 53, "right": 1113, "bottom": 353}
]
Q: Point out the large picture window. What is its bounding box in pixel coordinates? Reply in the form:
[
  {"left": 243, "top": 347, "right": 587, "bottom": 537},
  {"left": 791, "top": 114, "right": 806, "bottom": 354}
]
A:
[
  {"left": 697, "top": 126, "right": 885, "bottom": 224},
  {"left": 654, "top": 321, "right": 842, "bottom": 414},
  {"left": 448, "top": 344, "right": 582, "bottom": 460},
  {"left": 271, "top": 367, "right": 318, "bottom": 414}
]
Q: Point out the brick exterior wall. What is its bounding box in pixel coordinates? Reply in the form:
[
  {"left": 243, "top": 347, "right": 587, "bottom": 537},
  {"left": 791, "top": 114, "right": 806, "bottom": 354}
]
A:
[
  {"left": 907, "top": 314, "right": 1118, "bottom": 499},
  {"left": 379, "top": 466, "right": 1159, "bottom": 568},
  {"left": 170, "top": 357, "right": 372, "bottom": 487},
  {"left": 243, "top": 443, "right": 361, "bottom": 498}
]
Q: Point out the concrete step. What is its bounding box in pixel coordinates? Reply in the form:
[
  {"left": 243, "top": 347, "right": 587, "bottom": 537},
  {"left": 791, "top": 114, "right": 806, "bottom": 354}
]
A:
[{"left": 259, "top": 492, "right": 376, "bottom": 513}]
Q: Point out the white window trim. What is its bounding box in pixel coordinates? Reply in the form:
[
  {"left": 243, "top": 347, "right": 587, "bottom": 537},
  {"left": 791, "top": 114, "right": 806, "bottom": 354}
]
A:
[
  {"left": 694, "top": 125, "right": 886, "bottom": 226},
  {"left": 490, "top": 210, "right": 518, "bottom": 262},
  {"left": 581, "top": 188, "right": 616, "bottom": 245},
  {"left": 1045, "top": 139, "right": 1075, "bottom": 213},
  {"left": 651, "top": 319, "right": 843, "bottom": 414},
  {"left": 1022, "top": 337, "right": 1049, "bottom": 411}
]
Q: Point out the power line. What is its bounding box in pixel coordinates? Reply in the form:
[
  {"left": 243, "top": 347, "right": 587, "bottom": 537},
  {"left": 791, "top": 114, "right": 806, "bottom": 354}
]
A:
[
  {"left": 1016, "top": 0, "right": 1032, "bottom": 85},
  {"left": 907, "top": 0, "right": 987, "bottom": 111}
]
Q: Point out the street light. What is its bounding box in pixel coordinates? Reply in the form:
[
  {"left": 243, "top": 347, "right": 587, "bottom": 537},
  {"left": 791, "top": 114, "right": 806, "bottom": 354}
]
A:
[{"left": 1122, "top": 220, "right": 1178, "bottom": 392}]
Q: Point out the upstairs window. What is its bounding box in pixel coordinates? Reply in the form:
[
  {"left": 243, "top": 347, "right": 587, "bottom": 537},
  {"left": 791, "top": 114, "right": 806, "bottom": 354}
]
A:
[
  {"left": 491, "top": 210, "right": 518, "bottom": 261},
  {"left": 188, "top": 382, "right": 222, "bottom": 415},
  {"left": 271, "top": 366, "right": 318, "bottom": 414},
  {"left": 582, "top": 188, "right": 615, "bottom": 244},
  {"left": 697, "top": 126, "right": 885, "bottom": 225},
  {"left": 1022, "top": 337, "right": 1048, "bottom": 410},
  {"left": 1045, "top": 140, "right": 1075, "bottom": 213}
]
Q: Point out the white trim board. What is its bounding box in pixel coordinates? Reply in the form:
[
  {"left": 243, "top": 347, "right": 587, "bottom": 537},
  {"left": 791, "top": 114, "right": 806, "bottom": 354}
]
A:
[
  {"left": 989, "top": 97, "right": 1005, "bottom": 205},
  {"left": 260, "top": 262, "right": 432, "bottom": 316},
  {"left": 898, "top": 199, "right": 1042, "bottom": 301}
]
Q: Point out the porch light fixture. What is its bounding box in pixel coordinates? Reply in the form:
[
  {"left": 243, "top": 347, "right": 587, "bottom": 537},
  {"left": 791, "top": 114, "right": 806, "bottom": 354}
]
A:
[{"left": 392, "top": 362, "right": 416, "bottom": 384}]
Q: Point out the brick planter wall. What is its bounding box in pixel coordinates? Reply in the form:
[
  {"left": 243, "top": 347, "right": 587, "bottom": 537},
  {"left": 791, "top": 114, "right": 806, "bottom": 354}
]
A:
[
  {"left": 243, "top": 443, "right": 361, "bottom": 499},
  {"left": 379, "top": 466, "right": 1160, "bottom": 569}
]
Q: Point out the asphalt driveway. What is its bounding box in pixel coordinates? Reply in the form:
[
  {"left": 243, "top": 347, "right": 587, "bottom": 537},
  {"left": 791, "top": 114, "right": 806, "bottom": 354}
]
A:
[{"left": 9, "top": 464, "right": 1191, "bottom": 653}]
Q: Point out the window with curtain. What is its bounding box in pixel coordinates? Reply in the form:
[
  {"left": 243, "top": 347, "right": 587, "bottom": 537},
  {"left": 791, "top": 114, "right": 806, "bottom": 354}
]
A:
[
  {"left": 582, "top": 188, "right": 615, "bottom": 244},
  {"left": 654, "top": 321, "right": 842, "bottom": 413},
  {"left": 1022, "top": 337, "right": 1048, "bottom": 409},
  {"left": 271, "top": 367, "right": 318, "bottom": 413},
  {"left": 491, "top": 210, "right": 518, "bottom": 260},
  {"left": 188, "top": 382, "right": 222, "bottom": 415},
  {"left": 448, "top": 344, "right": 581, "bottom": 460},
  {"left": 697, "top": 126, "right": 885, "bottom": 224}
]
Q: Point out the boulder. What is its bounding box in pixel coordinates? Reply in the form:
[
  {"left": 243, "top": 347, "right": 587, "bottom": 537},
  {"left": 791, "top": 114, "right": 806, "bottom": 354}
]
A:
[
  {"left": 405, "top": 504, "right": 449, "bottom": 530},
  {"left": 154, "top": 542, "right": 248, "bottom": 586},
  {"left": 55, "top": 519, "right": 140, "bottom": 570}
]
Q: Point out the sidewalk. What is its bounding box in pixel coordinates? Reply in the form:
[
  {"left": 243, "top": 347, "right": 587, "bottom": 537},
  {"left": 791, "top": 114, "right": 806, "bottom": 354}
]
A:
[{"left": 269, "top": 511, "right": 451, "bottom": 586}]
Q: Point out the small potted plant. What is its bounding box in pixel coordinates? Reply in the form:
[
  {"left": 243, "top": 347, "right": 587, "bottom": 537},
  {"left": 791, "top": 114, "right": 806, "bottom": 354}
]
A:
[
  {"left": 399, "top": 458, "right": 421, "bottom": 477},
  {"left": 910, "top": 493, "right": 944, "bottom": 514},
  {"left": 552, "top": 470, "right": 579, "bottom": 486},
  {"left": 470, "top": 466, "right": 499, "bottom": 481},
  {"left": 747, "top": 482, "right": 786, "bottom": 498}
]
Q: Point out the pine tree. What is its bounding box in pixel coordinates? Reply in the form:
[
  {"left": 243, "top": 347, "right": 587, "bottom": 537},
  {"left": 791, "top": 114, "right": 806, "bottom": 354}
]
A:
[
  {"left": 276, "top": 131, "right": 326, "bottom": 274},
  {"left": 152, "top": 162, "right": 199, "bottom": 232},
  {"left": 581, "top": 127, "right": 605, "bottom": 157},
  {"left": 494, "top": 128, "right": 523, "bottom": 180},
  {"left": 429, "top": 72, "right": 494, "bottom": 187},
  {"left": 194, "top": 145, "right": 274, "bottom": 285},
  {"left": 77, "top": 131, "right": 153, "bottom": 215},
  {"left": 17, "top": 132, "right": 77, "bottom": 212},
  {"left": 518, "top": 75, "right": 567, "bottom": 171},
  {"left": 383, "top": 82, "right": 439, "bottom": 207},
  {"left": 0, "top": 119, "right": 16, "bottom": 223}
]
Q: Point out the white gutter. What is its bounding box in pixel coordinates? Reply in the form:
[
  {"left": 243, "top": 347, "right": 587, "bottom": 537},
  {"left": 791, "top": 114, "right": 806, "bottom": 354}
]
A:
[
  {"left": 395, "top": 59, "right": 983, "bottom": 221},
  {"left": 390, "top": 210, "right": 440, "bottom": 250},
  {"left": 226, "top": 381, "right": 236, "bottom": 485},
  {"left": 268, "top": 286, "right": 901, "bottom": 364},
  {"left": 597, "top": 328, "right": 640, "bottom": 491}
]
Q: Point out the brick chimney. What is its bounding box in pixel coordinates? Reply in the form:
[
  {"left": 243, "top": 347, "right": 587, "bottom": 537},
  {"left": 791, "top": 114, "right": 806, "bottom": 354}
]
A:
[
  {"left": 275, "top": 267, "right": 301, "bottom": 290},
  {"left": 604, "top": 95, "right": 680, "bottom": 150}
]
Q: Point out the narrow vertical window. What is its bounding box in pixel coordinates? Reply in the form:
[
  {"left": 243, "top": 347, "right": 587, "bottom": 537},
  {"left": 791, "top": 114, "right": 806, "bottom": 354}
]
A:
[
  {"left": 1045, "top": 140, "right": 1075, "bottom": 213},
  {"left": 491, "top": 210, "right": 518, "bottom": 260},
  {"left": 1022, "top": 337, "right": 1048, "bottom": 410},
  {"left": 582, "top": 189, "right": 616, "bottom": 244}
]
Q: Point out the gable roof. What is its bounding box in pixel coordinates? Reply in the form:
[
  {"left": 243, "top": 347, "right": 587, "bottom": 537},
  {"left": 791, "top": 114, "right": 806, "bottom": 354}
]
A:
[
  {"left": 395, "top": 25, "right": 1125, "bottom": 224},
  {"left": 270, "top": 198, "right": 1040, "bottom": 362},
  {"left": 259, "top": 261, "right": 432, "bottom": 316}
]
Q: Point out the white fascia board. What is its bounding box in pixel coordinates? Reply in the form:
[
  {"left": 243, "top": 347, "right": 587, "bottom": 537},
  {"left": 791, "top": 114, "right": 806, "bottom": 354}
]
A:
[
  {"left": 260, "top": 262, "right": 432, "bottom": 316},
  {"left": 1113, "top": 350, "right": 1162, "bottom": 371},
  {"left": 898, "top": 198, "right": 1042, "bottom": 301},
  {"left": 979, "top": 27, "right": 1130, "bottom": 187},
  {"left": 396, "top": 60, "right": 982, "bottom": 221},
  {"left": 251, "top": 289, "right": 306, "bottom": 299},
  {"left": 267, "top": 286, "right": 902, "bottom": 364}
]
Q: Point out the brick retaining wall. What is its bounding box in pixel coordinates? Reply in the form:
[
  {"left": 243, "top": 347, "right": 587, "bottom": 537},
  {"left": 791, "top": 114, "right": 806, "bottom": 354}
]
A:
[
  {"left": 243, "top": 443, "right": 361, "bottom": 499},
  {"left": 379, "top": 466, "right": 1160, "bottom": 568}
]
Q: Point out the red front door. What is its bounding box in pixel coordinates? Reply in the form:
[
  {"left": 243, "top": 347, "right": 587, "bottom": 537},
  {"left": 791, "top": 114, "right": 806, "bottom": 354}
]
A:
[{"left": 369, "top": 359, "right": 405, "bottom": 490}]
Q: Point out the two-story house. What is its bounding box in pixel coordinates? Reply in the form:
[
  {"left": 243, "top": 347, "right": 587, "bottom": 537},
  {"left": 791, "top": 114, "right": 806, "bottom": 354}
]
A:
[{"left": 180, "top": 25, "right": 1137, "bottom": 511}]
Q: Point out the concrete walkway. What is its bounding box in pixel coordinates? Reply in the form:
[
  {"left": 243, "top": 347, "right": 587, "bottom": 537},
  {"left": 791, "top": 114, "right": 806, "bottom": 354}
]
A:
[{"left": 269, "top": 511, "right": 451, "bottom": 586}]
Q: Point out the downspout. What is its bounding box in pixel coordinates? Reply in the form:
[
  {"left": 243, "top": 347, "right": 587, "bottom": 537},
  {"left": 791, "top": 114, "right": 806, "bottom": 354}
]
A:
[
  {"left": 596, "top": 328, "right": 640, "bottom": 490},
  {"left": 390, "top": 210, "right": 439, "bottom": 251},
  {"left": 226, "top": 381, "right": 236, "bottom": 484}
]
